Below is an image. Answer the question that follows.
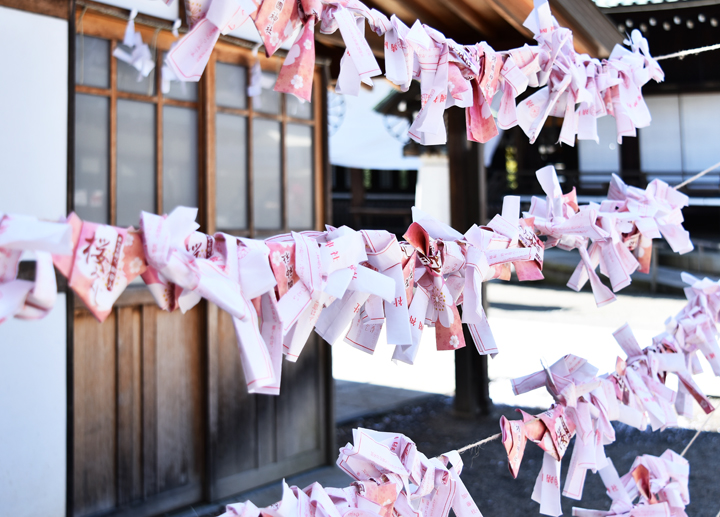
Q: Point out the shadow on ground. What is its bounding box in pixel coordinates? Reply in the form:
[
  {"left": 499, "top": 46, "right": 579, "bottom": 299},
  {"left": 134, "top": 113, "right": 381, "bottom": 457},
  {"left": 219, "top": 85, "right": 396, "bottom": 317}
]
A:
[{"left": 337, "top": 395, "right": 720, "bottom": 517}]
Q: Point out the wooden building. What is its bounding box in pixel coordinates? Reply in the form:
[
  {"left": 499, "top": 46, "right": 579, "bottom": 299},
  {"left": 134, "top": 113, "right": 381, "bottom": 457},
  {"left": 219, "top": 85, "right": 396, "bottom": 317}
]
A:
[
  {"left": 480, "top": 1, "right": 720, "bottom": 236},
  {"left": 0, "top": 1, "right": 621, "bottom": 516}
]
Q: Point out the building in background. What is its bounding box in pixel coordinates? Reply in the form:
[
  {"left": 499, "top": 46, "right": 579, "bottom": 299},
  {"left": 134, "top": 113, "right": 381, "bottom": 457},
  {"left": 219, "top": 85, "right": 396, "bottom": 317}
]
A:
[
  {"left": 0, "top": 0, "right": 625, "bottom": 516},
  {"left": 481, "top": 0, "right": 720, "bottom": 239},
  {"left": 329, "top": 81, "right": 420, "bottom": 237},
  {"left": 1, "top": 1, "right": 332, "bottom": 516}
]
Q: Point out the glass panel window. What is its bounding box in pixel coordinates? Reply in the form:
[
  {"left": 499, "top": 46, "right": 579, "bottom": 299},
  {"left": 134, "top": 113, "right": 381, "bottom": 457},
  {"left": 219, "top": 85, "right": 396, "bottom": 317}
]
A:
[
  {"left": 163, "top": 52, "right": 198, "bottom": 101},
  {"left": 286, "top": 124, "right": 313, "bottom": 229},
  {"left": 163, "top": 106, "right": 198, "bottom": 212},
  {"left": 166, "top": 79, "right": 197, "bottom": 102},
  {"left": 75, "top": 94, "right": 109, "bottom": 224},
  {"left": 117, "top": 100, "right": 156, "bottom": 227},
  {"left": 255, "top": 73, "right": 281, "bottom": 114},
  {"left": 216, "top": 62, "right": 247, "bottom": 109},
  {"left": 216, "top": 113, "right": 248, "bottom": 229},
  {"left": 286, "top": 93, "right": 313, "bottom": 120},
  {"left": 117, "top": 47, "right": 156, "bottom": 95},
  {"left": 76, "top": 35, "right": 110, "bottom": 88},
  {"left": 253, "top": 119, "right": 282, "bottom": 229}
]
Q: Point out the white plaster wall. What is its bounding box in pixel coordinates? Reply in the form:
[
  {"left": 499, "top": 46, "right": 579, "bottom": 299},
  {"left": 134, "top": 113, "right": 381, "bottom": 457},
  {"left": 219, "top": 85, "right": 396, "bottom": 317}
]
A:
[
  {"left": 97, "top": 0, "right": 179, "bottom": 20},
  {"left": 414, "top": 155, "right": 451, "bottom": 225},
  {"left": 0, "top": 7, "right": 68, "bottom": 517},
  {"left": 0, "top": 296, "right": 67, "bottom": 516},
  {"left": 0, "top": 6, "right": 68, "bottom": 220}
]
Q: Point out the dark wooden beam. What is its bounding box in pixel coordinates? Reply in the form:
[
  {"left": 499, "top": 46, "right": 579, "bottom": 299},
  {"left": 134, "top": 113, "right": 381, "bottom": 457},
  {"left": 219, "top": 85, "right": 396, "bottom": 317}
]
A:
[
  {"left": 447, "top": 107, "right": 492, "bottom": 417},
  {"left": 0, "top": 0, "right": 69, "bottom": 19}
]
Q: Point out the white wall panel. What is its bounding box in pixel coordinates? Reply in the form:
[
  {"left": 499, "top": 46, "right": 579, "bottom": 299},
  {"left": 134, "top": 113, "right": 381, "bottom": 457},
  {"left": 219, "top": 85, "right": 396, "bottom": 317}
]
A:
[
  {"left": 578, "top": 115, "right": 620, "bottom": 173},
  {"left": 680, "top": 93, "right": 720, "bottom": 173},
  {"left": 639, "top": 95, "right": 682, "bottom": 173},
  {"left": 0, "top": 7, "right": 68, "bottom": 220},
  {"left": 0, "top": 8, "right": 68, "bottom": 517},
  {"left": 0, "top": 294, "right": 67, "bottom": 517}
]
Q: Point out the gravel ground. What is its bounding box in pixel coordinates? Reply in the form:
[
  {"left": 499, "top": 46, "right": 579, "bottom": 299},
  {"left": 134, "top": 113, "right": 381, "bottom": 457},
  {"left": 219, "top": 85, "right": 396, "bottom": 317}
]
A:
[{"left": 337, "top": 396, "right": 720, "bottom": 517}]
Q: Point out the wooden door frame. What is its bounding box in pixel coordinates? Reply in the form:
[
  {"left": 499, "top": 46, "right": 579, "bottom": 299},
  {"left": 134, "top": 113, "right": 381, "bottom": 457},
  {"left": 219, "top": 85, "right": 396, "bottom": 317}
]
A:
[
  {"left": 65, "top": 4, "right": 335, "bottom": 514},
  {"left": 67, "top": 2, "right": 77, "bottom": 516}
]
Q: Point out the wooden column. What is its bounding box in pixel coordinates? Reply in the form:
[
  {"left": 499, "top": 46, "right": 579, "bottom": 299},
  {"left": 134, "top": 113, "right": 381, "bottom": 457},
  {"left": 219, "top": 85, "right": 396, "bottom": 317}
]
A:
[
  {"left": 620, "top": 136, "right": 643, "bottom": 187},
  {"left": 349, "top": 168, "right": 365, "bottom": 229},
  {"left": 447, "top": 108, "right": 492, "bottom": 417}
]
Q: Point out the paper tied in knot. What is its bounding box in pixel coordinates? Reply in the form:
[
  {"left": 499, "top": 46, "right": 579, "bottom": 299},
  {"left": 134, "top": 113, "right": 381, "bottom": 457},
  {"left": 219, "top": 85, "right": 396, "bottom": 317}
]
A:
[
  {"left": 604, "top": 30, "right": 663, "bottom": 144},
  {"left": 527, "top": 166, "right": 625, "bottom": 307},
  {"left": 500, "top": 405, "right": 576, "bottom": 517},
  {"left": 403, "top": 212, "right": 465, "bottom": 354},
  {"left": 140, "top": 207, "right": 254, "bottom": 322},
  {"left": 253, "top": 0, "right": 302, "bottom": 57},
  {"left": 275, "top": 18, "right": 317, "bottom": 102},
  {"left": 51, "top": 212, "right": 146, "bottom": 322},
  {"left": 383, "top": 16, "right": 413, "bottom": 91},
  {"left": 526, "top": 165, "right": 583, "bottom": 250},
  {"left": 608, "top": 174, "right": 693, "bottom": 266},
  {"left": 321, "top": 1, "right": 382, "bottom": 96},
  {"left": 113, "top": 9, "right": 155, "bottom": 80},
  {"left": 515, "top": 1, "right": 574, "bottom": 145},
  {"left": 443, "top": 41, "right": 476, "bottom": 110},
  {"left": 625, "top": 29, "right": 664, "bottom": 85},
  {"left": 460, "top": 197, "right": 544, "bottom": 357},
  {"left": 406, "top": 24, "right": 450, "bottom": 145},
  {"left": 166, "top": 0, "right": 258, "bottom": 84},
  {"left": 496, "top": 46, "right": 534, "bottom": 130},
  {"left": 0, "top": 214, "right": 72, "bottom": 323},
  {"left": 615, "top": 323, "right": 716, "bottom": 426},
  {"left": 337, "top": 428, "right": 483, "bottom": 517},
  {"left": 572, "top": 450, "right": 688, "bottom": 517},
  {"left": 508, "top": 354, "right": 617, "bottom": 503},
  {"left": 274, "top": 0, "right": 327, "bottom": 101},
  {"left": 465, "top": 42, "right": 502, "bottom": 143}
]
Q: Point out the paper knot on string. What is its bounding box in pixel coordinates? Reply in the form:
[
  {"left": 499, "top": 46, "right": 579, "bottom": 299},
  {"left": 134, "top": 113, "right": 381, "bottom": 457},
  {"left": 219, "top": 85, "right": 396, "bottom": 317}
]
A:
[
  {"left": 53, "top": 213, "right": 147, "bottom": 322},
  {"left": 337, "top": 428, "right": 483, "bottom": 517},
  {"left": 527, "top": 165, "right": 693, "bottom": 308},
  {"left": 0, "top": 214, "right": 72, "bottom": 323},
  {"left": 113, "top": 9, "right": 156, "bottom": 79},
  {"left": 572, "top": 450, "right": 688, "bottom": 517},
  {"left": 219, "top": 427, "right": 483, "bottom": 517},
  {"left": 164, "top": 0, "right": 258, "bottom": 88}
]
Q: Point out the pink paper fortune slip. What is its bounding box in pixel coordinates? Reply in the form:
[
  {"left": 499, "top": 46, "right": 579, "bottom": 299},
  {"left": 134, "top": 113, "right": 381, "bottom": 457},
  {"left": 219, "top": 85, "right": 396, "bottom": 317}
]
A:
[
  {"left": 52, "top": 213, "right": 147, "bottom": 322},
  {"left": 219, "top": 428, "right": 482, "bottom": 517},
  {"left": 161, "top": 0, "right": 664, "bottom": 148},
  {"left": 501, "top": 318, "right": 713, "bottom": 517}
]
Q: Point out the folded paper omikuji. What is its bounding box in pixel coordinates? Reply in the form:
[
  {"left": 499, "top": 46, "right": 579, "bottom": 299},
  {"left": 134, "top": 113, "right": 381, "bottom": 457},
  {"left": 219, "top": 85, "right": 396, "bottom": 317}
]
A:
[
  {"left": 219, "top": 428, "right": 482, "bottom": 517},
  {"left": 150, "top": 0, "right": 663, "bottom": 146},
  {"left": 0, "top": 213, "right": 72, "bottom": 322},
  {"left": 501, "top": 318, "right": 715, "bottom": 515},
  {"left": 52, "top": 212, "right": 147, "bottom": 322},
  {"left": 572, "top": 450, "right": 689, "bottom": 517},
  {"left": 0, "top": 162, "right": 703, "bottom": 401},
  {"left": 527, "top": 166, "right": 693, "bottom": 307}
]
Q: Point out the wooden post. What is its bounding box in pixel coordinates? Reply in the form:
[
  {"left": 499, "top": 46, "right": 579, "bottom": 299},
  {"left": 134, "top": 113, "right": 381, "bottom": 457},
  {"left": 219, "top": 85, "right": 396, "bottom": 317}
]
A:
[
  {"left": 447, "top": 108, "right": 492, "bottom": 416},
  {"left": 350, "top": 168, "right": 365, "bottom": 229}
]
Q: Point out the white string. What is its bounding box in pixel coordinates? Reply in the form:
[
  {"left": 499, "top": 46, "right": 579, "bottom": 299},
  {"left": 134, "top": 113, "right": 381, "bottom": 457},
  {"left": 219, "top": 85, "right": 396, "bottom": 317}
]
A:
[
  {"left": 448, "top": 406, "right": 712, "bottom": 462},
  {"left": 456, "top": 433, "right": 502, "bottom": 454},
  {"left": 673, "top": 158, "right": 720, "bottom": 189},
  {"left": 655, "top": 43, "right": 720, "bottom": 61},
  {"left": 680, "top": 411, "right": 714, "bottom": 457}
]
